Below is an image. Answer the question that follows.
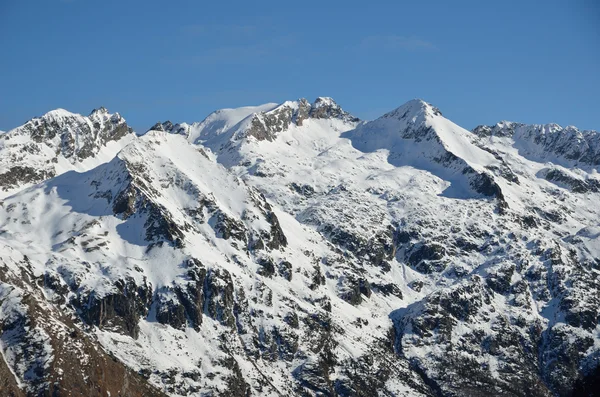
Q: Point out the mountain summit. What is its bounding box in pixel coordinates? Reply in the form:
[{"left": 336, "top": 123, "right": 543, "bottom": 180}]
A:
[
  {"left": 0, "top": 97, "right": 598, "bottom": 396},
  {"left": 0, "top": 107, "right": 135, "bottom": 197}
]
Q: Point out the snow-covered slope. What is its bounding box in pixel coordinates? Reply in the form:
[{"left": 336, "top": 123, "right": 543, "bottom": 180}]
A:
[
  {"left": 0, "top": 98, "right": 599, "bottom": 396},
  {"left": 0, "top": 107, "right": 135, "bottom": 198},
  {"left": 473, "top": 121, "right": 600, "bottom": 168},
  {"left": 344, "top": 99, "right": 512, "bottom": 202},
  {"left": 150, "top": 102, "right": 279, "bottom": 144}
]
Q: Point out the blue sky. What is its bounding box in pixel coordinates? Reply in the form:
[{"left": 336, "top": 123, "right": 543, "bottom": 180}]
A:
[{"left": 1, "top": 0, "right": 598, "bottom": 132}]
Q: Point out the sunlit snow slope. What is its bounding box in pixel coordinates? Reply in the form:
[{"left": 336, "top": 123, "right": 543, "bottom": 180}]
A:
[{"left": 0, "top": 97, "right": 599, "bottom": 396}]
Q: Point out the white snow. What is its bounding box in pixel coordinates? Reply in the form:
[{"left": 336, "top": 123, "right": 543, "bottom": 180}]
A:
[{"left": 0, "top": 97, "right": 598, "bottom": 395}]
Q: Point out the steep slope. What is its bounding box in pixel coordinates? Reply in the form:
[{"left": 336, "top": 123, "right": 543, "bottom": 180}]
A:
[
  {"left": 154, "top": 97, "right": 360, "bottom": 168},
  {"left": 343, "top": 99, "right": 518, "bottom": 208},
  {"left": 0, "top": 242, "right": 167, "bottom": 396},
  {"left": 195, "top": 97, "right": 600, "bottom": 396},
  {"left": 473, "top": 121, "right": 600, "bottom": 198},
  {"left": 0, "top": 130, "right": 432, "bottom": 396},
  {"left": 473, "top": 121, "right": 600, "bottom": 168},
  {"left": 0, "top": 107, "right": 136, "bottom": 198},
  {"left": 150, "top": 102, "right": 280, "bottom": 144},
  {"left": 0, "top": 98, "right": 598, "bottom": 396}
]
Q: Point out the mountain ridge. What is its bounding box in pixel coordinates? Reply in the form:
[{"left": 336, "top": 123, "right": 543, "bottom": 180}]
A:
[
  {"left": 0, "top": 106, "right": 136, "bottom": 199},
  {"left": 0, "top": 97, "right": 599, "bottom": 396}
]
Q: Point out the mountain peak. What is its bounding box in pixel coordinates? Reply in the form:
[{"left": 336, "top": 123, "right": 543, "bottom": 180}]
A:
[
  {"left": 312, "top": 96, "right": 337, "bottom": 107},
  {"left": 1, "top": 96, "right": 599, "bottom": 397},
  {"left": 381, "top": 99, "right": 442, "bottom": 122},
  {"left": 147, "top": 120, "right": 189, "bottom": 136},
  {"left": 37, "top": 107, "right": 122, "bottom": 126},
  {"left": 473, "top": 120, "right": 600, "bottom": 167},
  {"left": 89, "top": 106, "right": 109, "bottom": 116},
  {"left": 174, "top": 98, "right": 359, "bottom": 148},
  {"left": 0, "top": 106, "right": 135, "bottom": 196},
  {"left": 41, "top": 108, "right": 79, "bottom": 121},
  {"left": 307, "top": 96, "right": 359, "bottom": 122}
]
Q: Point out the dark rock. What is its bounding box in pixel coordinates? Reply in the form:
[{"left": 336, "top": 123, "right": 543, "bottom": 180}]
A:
[
  {"left": 173, "top": 259, "right": 207, "bottom": 330},
  {"left": 245, "top": 105, "right": 294, "bottom": 142},
  {"left": 540, "top": 168, "right": 600, "bottom": 193},
  {"left": 284, "top": 311, "right": 299, "bottom": 329},
  {"left": 409, "top": 280, "right": 423, "bottom": 292},
  {"left": 309, "top": 264, "right": 326, "bottom": 290},
  {"left": 219, "top": 356, "right": 251, "bottom": 397},
  {"left": 76, "top": 277, "right": 152, "bottom": 339},
  {"left": 408, "top": 243, "right": 446, "bottom": 274},
  {"left": 469, "top": 171, "right": 509, "bottom": 212},
  {"left": 278, "top": 260, "right": 293, "bottom": 281},
  {"left": 213, "top": 211, "right": 248, "bottom": 244},
  {"left": 294, "top": 98, "right": 311, "bottom": 126},
  {"left": 265, "top": 209, "right": 287, "bottom": 250},
  {"left": 486, "top": 264, "right": 515, "bottom": 294},
  {"left": 572, "top": 363, "right": 600, "bottom": 397},
  {"left": 541, "top": 326, "right": 594, "bottom": 396},
  {"left": 272, "top": 326, "right": 299, "bottom": 361},
  {"left": 258, "top": 257, "right": 276, "bottom": 278},
  {"left": 521, "top": 215, "right": 538, "bottom": 229},
  {"left": 154, "top": 288, "right": 187, "bottom": 330},
  {"left": 0, "top": 166, "right": 55, "bottom": 190},
  {"left": 372, "top": 283, "right": 403, "bottom": 298},
  {"left": 309, "top": 97, "right": 360, "bottom": 123},
  {"left": 340, "top": 277, "right": 371, "bottom": 305},
  {"left": 203, "top": 268, "right": 235, "bottom": 327},
  {"left": 289, "top": 182, "right": 315, "bottom": 197}
]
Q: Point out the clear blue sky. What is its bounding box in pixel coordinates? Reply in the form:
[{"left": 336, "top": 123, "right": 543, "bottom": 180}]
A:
[{"left": 1, "top": 0, "right": 599, "bottom": 132}]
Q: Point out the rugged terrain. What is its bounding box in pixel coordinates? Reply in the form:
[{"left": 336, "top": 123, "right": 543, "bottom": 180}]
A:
[{"left": 0, "top": 97, "right": 598, "bottom": 396}]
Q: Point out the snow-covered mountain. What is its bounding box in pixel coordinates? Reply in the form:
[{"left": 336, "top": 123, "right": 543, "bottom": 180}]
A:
[
  {"left": 0, "top": 98, "right": 598, "bottom": 396},
  {"left": 0, "top": 107, "right": 135, "bottom": 198}
]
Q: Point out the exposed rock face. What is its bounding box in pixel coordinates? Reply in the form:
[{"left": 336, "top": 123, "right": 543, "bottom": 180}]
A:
[
  {"left": 395, "top": 276, "right": 553, "bottom": 397},
  {"left": 0, "top": 250, "right": 166, "bottom": 397},
  {"left": 19, "top": 107, "right": 132, "bottom": 158},
  {"left": 538, "top": 167, "right": 600, "bottom": 193},
  {"left": 0, "top": 98, "right": 599, "bottom": 396},
  {"left": 344, "top": 100, "right": 515, "bottom": 212},
  {"left": 149, "top": 120, "right": 189, "bottom": 136},
  {"left": 473, "top": 121, "right": 600, "bottom": 166},
  {"left": 0, "top": 107, "right": 135, "bottom": 195},
  {"left": 75, "top": 277, "right": 153, "bottom": 339},
  {"left": 308, "top": 97, "right": 360, "bottom": 123},
  {"left": 241, "top": 97, "right": 359, "bottom": 142},
  {"left": 0, "top": 166, "right": 55, "bottom": 190}
]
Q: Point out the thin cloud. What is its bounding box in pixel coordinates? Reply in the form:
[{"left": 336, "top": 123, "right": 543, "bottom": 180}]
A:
[
  {"left": 180, "top": 24, "right": 257, "bottom": 38},
  {"left": 359, "top": 35, "right": 437, "bottom": 51},
  {"left": 162, "top": 36, "right": 297, "bottom": 66}
]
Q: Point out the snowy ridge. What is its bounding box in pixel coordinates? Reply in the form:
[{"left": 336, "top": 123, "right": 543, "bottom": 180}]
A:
[
  {"left": 0, "top": 97, "right": 599, "bottom": 396},
  {"left": 473, "top": 120, "right": 600, "bottom": 169},
  {"left": 344, "top": 99, "right": 513, "bottom": 204},
  {"left": 0, "top": 107, "right": 135, "bottom": 198}
]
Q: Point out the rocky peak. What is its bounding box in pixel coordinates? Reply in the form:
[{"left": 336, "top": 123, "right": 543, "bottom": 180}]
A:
[
  {"left": 0, "top": 107, "right": 135, "bottom": 196},
  {"left": 238, "top": 97, "right": 359, "bottom": 142},
  {"left": 148, "top": 120, "right": 188, "bottom": 136},
  {"left": 309, "top": 96, "right": 359, "bottom": 122},
  {"left": 473, "top": 121, "right": 600, "bottom": 166},
  {"left": 380, "top": 99, "right": 442, "bottom": 123},
  {"left": 149, "top": 121, "right": 173, "bottom": 132},
  {"left": 6, "top": 107, "right": 133, "bottom": 148},
  {"left": 472, "top": 121, "right": 522, "bottom": 138},
  {"left": 89, "top": 106, "right": 109, "bottom": 116},
  {"left": 344, "top": 99, "right": 510, "bottom": 207},
  {"left": 347, "top": 98, "right": 448, "bottom": 147}
]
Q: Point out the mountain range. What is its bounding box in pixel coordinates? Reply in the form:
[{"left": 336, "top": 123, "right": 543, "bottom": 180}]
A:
[{"left": 0, "top": 97, "right": 598, "bottom": 396}]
